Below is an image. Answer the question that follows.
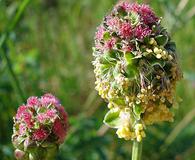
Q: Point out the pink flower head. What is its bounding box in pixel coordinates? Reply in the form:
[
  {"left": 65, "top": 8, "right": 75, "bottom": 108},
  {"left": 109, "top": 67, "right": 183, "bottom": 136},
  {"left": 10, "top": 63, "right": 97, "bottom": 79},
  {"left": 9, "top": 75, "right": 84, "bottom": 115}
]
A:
[
  {"left": 95, "top": 25, "right": 105, "bottom": 41},
  {"left": 16, "top": 105, "right": 27, "bottom": 120},
  {"left": 118, "top": 1, "right": 131, "bottom": 12},
  {"left": 134, "top": 25, "right": 151, "bottom": 39},
  {"left": 122, "top": 43, "right": 134, "bottom": 52},
  {"left": 46, "top": 109, "right": 56, "bottom": 119},
  {"left": 119, "top": 22, "right": 133, "bottom": 39},
  {"left": 57, "top": 106, "right": 68, "bottom": 123},
  {"left": 19, "top": 124, "right": 26, "bottom": 135},
  {"left": 106, "top": 16, "right": 120, "bottom": 31},
  {"left": 37, "top": 113, "right": 48, "bottom": 123},
  {"left": 129, "top": 3, "right": 140, "bottom": 12},
  {"left": 23, "top": 112, "right": 33, "bottom": 128},
  {"left": 104, "top": 38, "right": 116, "bottom": 50},
  {"left": 53, "top": 119, "right": 67, "bottom": 143},
  {"left": 40, "top": 93, "right": 60, "bottom": 107},
  {"left": 139, "top": 4, "right": 159, "bottom": 25},
  {"left": 27, "top": 96, "right": 39, "bottom": 107},
  {"left": 12, "top": 93, "right": 69, "bottom": 155},
  {"left": 33, "top": 128, "right": 48, "bottom": 141},
  {"left": 37, "top": 109, "right": 57, "bottom": 123}
]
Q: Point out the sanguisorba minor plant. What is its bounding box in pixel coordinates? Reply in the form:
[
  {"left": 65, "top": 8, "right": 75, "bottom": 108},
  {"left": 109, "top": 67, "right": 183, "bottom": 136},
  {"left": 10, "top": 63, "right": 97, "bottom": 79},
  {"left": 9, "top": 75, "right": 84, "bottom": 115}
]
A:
[
  {"left": 92, "top": 1, "right": 182, "bottom": 160},
  {"left": 12, "top": 94, "right": 69, "bottom": 160}
]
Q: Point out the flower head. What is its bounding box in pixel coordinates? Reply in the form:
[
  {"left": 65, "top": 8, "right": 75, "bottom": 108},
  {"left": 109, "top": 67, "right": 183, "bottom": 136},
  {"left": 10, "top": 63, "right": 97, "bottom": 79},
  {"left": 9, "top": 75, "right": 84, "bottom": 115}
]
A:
[
  {"left": 93, "top": 1, "right": 182, "bottom": 141},
  {"left": 27, "top": 96, "right": 39, "bottom": 107},
  {"left": 12, "top": 93, "right": 69, "bottom": 159},
  {"left": 119, "top": 22, "right": 133, "bottom": 39},
  {"left": 134, "top": 25, "right": 151, "bottom": 39}
]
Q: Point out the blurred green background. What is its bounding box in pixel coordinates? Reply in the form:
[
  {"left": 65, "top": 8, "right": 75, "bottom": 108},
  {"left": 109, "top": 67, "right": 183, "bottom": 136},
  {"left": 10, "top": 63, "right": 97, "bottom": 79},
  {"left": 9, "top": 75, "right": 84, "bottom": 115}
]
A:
[{"left": 0, "top": 0, "right": 195, "bottom": 159}]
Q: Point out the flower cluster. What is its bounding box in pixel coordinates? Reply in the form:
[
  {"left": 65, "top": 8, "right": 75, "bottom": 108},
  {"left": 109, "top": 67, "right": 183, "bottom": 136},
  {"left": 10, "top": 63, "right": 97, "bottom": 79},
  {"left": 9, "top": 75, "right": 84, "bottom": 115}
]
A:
[
  {"left": 93, "top": 2, "right": 182, "bottom": 141},
  {"left": 12, "top": 94, "right": 68, "bottom": 159}
]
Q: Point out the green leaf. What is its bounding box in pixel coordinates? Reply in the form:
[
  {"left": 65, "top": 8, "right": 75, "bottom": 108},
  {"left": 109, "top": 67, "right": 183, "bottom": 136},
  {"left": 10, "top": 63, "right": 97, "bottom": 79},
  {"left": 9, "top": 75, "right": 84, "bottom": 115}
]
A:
[
  {"left": 103, "top": 109, "right": 122, "bottom": 128},
  {"left": 155, "top": 35, "right": 168, "bottom": 46}
]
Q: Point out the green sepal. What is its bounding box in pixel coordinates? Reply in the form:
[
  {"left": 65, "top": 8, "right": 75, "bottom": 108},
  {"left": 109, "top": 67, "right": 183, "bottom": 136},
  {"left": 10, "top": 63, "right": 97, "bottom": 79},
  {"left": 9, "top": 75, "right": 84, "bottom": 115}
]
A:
[
  {"left": 13, "top": 136, "right": 26, "bottom": 149},
  {"left": 103, "top": 109, "right": 122, "bottom": 128},
  {"left": 100, "top": 51, "right": 118, "bottom": 64},
  {"left": 143, "top": 36, "right": 150, "bottom": 44},
  {"left": 155, "top": 35, "right": 168, "bottom": 46},
  {"left": 103, "top": 32, "right": 111, "bottom": 41},
  {"left": 41, "top": 142, "right": 57, "bottom": 148},
  {"left": 133, "top": 104, "right": 144, "bottom": 120},
  {"left": 124, "top": 52, "right": 134, "bottom": 65},
  {"left": 151, "top": 59, "right": 165, "bottom": 68},
  {"left": 117, "top": 6, "right": 127, "bottom": 17},
  {"left": 165, "top": 41, "right": 176, "bottom": 52},
  {"left": 129, "top": 11, "right": 140, "bottom": 26},
  {"left": 124, "top": 64, "right": 137, "bottom": 79},
  {"left": 112, "top": 98, "right": 126, "bottom": 106}
]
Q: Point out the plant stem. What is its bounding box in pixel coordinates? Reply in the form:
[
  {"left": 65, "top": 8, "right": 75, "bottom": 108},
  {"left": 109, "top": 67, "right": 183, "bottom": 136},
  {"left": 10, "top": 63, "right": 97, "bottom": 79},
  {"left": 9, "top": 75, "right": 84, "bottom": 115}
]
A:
[
  {"left": 132, "top": 140, "right": 142, "bottom": 160},
  {"left": 0, "top": 48, "right": 25, "bottom": 103},
  {"left": 0, "top": 0, "right": 30, "bottom": 102}
]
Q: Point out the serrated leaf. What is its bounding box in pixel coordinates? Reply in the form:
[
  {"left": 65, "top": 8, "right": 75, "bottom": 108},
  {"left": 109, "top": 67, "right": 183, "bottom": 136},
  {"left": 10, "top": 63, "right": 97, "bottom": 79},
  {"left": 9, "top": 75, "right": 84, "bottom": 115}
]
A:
[{"left": 103, "top": 109, "right": 122, "bottom": 128}]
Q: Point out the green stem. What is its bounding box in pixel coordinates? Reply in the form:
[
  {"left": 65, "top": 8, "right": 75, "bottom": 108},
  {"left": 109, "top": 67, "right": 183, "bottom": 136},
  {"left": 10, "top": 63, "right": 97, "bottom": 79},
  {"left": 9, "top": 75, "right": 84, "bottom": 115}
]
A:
[
  {"left": 0, "top": 0, "right": 30, "bottom": 102},
  {"left": 132, "top": 140, "right": 142, "bottom": 160},
  {"left": 0, "top": 48, "right": 25, "bottom": 103}
]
